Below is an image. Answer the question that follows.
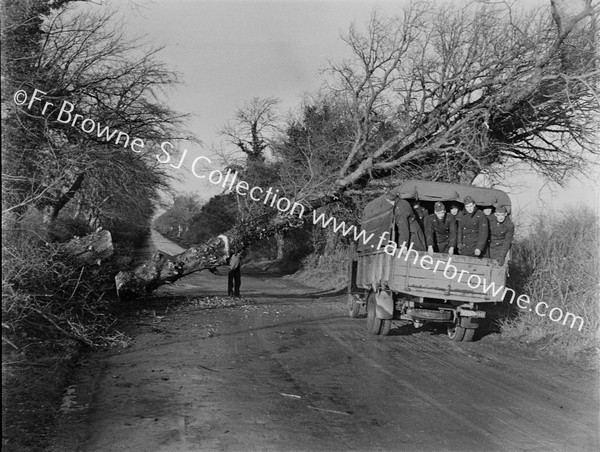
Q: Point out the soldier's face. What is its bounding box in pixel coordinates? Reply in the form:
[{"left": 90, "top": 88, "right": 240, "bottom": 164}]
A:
[
  {"left": 483, "top": 208, "right": 492, "bottom": 215},
  {"left": 495, "top": 212, "right": 507, "bottom": 223},
  {"left": 450, "top": 207, "right": 459, "bottom": 215},
  {"left": 465, "top": 202, "right": 476, "bottom": 213},
  {"left": 435, "top": 211, "right": 445, "bottom": 220}
]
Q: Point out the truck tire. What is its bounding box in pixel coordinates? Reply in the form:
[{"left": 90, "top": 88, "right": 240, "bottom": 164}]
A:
[
  {"left": 447, "top": 321, "right": 466, "bottom": 341},
  {"left": 348, "top": 293, "right": 362, "bottom": 318},
  {"left": 366, "top": 291, "right": 379, "bottom": 334},
  {"left": 366, "top": 291, "right": 392, "bottom": 336},
  {"left": 379, "top": 318, "right": 392, "bottom": 336},
  {"left": 462, "top": 327, "right": 476, "bottom": 342}
]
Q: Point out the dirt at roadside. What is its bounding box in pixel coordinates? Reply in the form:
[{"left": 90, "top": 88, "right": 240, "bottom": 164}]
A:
[{"left": 2, "top": 342, "right": 80, "bottom": 452}]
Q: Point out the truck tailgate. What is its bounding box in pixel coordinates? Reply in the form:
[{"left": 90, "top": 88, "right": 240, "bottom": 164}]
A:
[{"left": 357, "top": 251, "right": 507, "bottom": 303}]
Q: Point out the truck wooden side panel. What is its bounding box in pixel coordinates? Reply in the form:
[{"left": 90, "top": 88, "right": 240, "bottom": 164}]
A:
[{"left": 356, "top": 249, "right": 507, "bottom": 303}]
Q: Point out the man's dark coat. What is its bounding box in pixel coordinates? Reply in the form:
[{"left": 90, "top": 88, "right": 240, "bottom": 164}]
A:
[
  {"left": 487, "top": 216, "right": 514, "bottom": 263},
  {"left": 394, "top": 200, "right": 427, "bottom": 251},
  {"left": 426, "top": 213, "right": 457, "bottom": 253},
  {"left": 458, "top": 208, "right": 488, "bottom": 257}
]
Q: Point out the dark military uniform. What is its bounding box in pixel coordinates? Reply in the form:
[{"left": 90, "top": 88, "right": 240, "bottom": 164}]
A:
[
  {"left": 413, "top": 204, "right": 432, "bottom": 248},
  {"left": 412, "top": 205, "right": 427, "bottom": 226},
  {"left": 394, "top": 199, "right": 427, "bottom": 251},
  {"left": 458, "top": 209, "right": 488, "bottom": 257},
  {"left": 487, "top": 216, "right": 514, "bottom": 265},
  {"left": 426, "top": 213, "right": 457, "bottom": 253}
]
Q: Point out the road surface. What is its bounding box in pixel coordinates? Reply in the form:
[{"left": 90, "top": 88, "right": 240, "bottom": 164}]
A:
[{"left": 50, "top": 231, "right": 599, "bottom": 451}]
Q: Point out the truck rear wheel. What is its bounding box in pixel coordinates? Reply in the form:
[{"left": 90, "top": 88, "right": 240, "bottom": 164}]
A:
[
  {"left": 366, "top": 291, "right": 392, "bottom": 336},
  {"left": 379, "top": 318, "right": 392, "bottom": 336},
  {"left": 348, "top": 293, "right": 362, "bottom": 318},
  {"left": 447, "top": 320, "right": 466, "bottom": 341},
  {"left": 462, "top": 327, "right": 476, "bottom": 342},
  {"left": 447, "top": 320, "right": 476, "bottom": 342}
]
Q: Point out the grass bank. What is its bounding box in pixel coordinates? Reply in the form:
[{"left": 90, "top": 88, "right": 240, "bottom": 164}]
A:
[
  {"left": 498, "top": 206, "right": 599, "bottom": 362},
  {"left": 288, "top": 247, "right": 348, "bottom": 290}
]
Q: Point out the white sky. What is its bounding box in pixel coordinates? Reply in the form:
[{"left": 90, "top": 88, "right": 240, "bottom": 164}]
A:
[{"left": 98, "top": 0, "right": 599, "bottom": 218}]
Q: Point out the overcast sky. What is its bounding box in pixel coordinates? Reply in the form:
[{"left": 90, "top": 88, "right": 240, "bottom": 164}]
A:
[{"left": 98, "top": 0, "right": 598, "bottom": 218}]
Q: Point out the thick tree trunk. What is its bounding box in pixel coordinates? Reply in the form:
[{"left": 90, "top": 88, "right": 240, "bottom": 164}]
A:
[
  {"left": 115, "top": 235, "right": 228, "bottom": 299},
  {"left": 60, "top": 228, "right": 113, "bottom": 264},
  {"left": 114, "top": 212, "right": 305, "bottom": 299}
]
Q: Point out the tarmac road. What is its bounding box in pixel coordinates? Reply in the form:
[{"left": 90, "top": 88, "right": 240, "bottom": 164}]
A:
[{"left": 50, "top": 231, "right": 599, "bottom": 451}]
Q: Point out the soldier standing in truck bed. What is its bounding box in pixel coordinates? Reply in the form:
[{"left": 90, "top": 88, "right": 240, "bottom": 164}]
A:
[
  {"left": 411, "top": 200, "right": 429, "bottom": 232},
  {"left": 486, "top": 205, "right": 514, "bottom": 266},
  {"left": 450, "top": 202, "right": 461, "bottom": 219},
  {"left": 457, "top": 196, "right": 488, "bottom": 257},
  {"left": 394, "top": 198, "right": 427, "bottom": 251},
  {"left": 426, "top": 201, "right": 457, "bottom": 254}
]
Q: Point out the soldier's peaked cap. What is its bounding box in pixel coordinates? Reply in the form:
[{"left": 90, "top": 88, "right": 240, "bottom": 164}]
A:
[
  {"left": 434, "top": 201, "right": 445, "bottom": 212},
  {"left": 496, "top": 205, "right": 508, "bottom": 214},
  {"left": 463, "top": 195, "right": 475, "bottom": 205}
]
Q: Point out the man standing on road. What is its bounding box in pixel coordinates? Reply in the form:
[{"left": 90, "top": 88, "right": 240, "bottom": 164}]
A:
[
  {"left": 426, "top": 201, "right": 457, "bottom": 254},
  {"left": 457, "top": 196, "right": 488, "bottom": 257},
  {"left": 228, "top": 251, "right": 243, "bottom": 298},
  {"left": 487, "top": 205, "right": 514, "bottom": 266}
]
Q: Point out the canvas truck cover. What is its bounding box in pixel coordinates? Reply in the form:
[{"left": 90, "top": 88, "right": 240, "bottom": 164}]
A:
[
  {"left": 357, "top": 196, "right": 394, "bottom": 252},
  {"left": 355, "top": 181, "right": 512, "bottom": 253},
  {"left": 391, "top": 180, "right": 512, "bottom": 213}
]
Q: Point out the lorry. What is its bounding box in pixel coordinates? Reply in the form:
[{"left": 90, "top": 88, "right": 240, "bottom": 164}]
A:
[{"left": 347, "top": 180, "right": 512, "bottom": 342}]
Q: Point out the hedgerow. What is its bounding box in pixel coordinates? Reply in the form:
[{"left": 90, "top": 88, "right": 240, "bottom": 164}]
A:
[{"left": 499, "top": 206, "right": 599, "bottom": 361}]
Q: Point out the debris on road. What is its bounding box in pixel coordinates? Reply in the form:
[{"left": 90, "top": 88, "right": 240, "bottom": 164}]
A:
[
  {"left": 280, "top": 393, "right": 302, "bottom": 399},
  {"left": 307, "top": 406, "right": 352, "bottom": 416}
]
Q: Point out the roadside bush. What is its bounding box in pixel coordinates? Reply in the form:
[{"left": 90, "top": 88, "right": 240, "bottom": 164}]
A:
[
  {"left": 288, "top": 203, "right": 363, "bottom": 289},
  {"left": 499, "top": 206, "right": 599, "bottom": 361},
  {"left": 2, "top": 211, "right": 129, "bottom": 354},
  {"left": 2, "top": 209, "right": 134, "bottom": 449},
  {"left": 291, "top": 244, "right": 348, "bottom": 290},
  {"left": 183, "top": 194, "right": 237, "bottom": 246}
]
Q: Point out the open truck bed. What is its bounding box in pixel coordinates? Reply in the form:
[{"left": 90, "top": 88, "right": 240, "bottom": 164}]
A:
[{"left": 355, "top": 250, "right": 506, "bottom": 304}]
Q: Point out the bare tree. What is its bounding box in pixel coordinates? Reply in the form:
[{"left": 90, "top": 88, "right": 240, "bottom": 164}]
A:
[
  {"left": 221, "top": 97, "right": 281, "bottom": 163},
  {"left": 219, "top": 97, "right": 290, "bottom": 259},
  {"left": 2, "top": 3, "right": 191, "bottom": 232},
  {"left": 115, "top": 0, "right": 598, "bottom": 298},
  {"left": 319, "top": 0, "right": 598, "bottom": 192}
]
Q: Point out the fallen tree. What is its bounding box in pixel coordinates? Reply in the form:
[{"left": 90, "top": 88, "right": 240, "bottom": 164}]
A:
[
  {"left": 115, "top": 211, "right": 306, "bottom": 298},
  {"left": 114, "top": 0, "right": 598, "bottom": 299},
  {"left": 60, "top": 228, "right": 114, "bottom": 265}
]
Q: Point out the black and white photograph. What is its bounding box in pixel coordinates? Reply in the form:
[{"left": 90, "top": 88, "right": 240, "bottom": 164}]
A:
[{"left": 2, "top": 0, "right": 599, "bottom": 450}]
